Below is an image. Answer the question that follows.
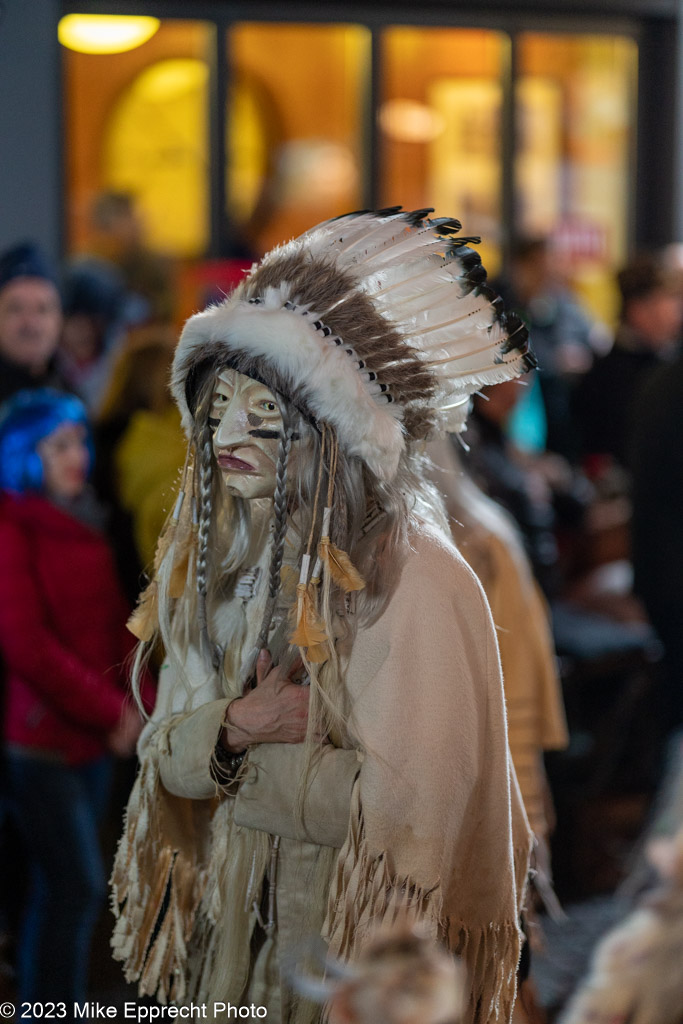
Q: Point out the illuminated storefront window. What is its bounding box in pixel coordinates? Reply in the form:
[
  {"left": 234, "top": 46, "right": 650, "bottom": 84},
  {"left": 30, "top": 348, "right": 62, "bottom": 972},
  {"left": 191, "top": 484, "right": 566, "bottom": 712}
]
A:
[
  {"left": 379, "top": 28, "right": 508, "bottom": 276},
  {"left": 517, "top": 34, "right": 637, "bottom": 322},
  {"left": 62, "top": 14, "right": 639, "bottom": 323},
  {"left": 226, "top": 23, "right": 370, "bottom": 254},
  {"left": 63, "top": 20, "right": 211, "bottom": 259}
]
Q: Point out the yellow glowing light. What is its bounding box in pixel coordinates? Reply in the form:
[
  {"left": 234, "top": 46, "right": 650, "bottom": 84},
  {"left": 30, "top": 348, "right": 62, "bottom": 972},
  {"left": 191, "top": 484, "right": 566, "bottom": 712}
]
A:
[
  {"left": 104, "top": 57, "right": 209, "bottom": 257},
  {"left": 134, "top": 59, "right": 208, "bottom": 102},
  {"left": 58, "top": 15, "right": 160, "bottom": 55}
]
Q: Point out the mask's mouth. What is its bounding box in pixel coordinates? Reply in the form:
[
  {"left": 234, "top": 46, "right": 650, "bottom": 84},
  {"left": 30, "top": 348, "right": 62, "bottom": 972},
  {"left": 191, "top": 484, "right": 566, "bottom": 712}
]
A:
[{"left": 216, "top": 451, "right": 256, "bottom": 472}]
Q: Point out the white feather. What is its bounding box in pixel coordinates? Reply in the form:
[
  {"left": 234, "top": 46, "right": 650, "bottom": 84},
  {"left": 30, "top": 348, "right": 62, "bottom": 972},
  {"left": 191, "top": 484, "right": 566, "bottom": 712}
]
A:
[
  {"left": 379, "top": 279, "right": 481, "bottom": 319},
  {"left": 347, "top": 238, "right": 455, "bottom": 277},
  {"left": 349, "top": 227, "right": 453, "bottom": 269},
  {"left": 362, "top": 258, "right": 452, "bottom": 300},
  {"left": 295, "top": 212, "right": 407, "bottom": 264},
  {"left": 401, "top": 293, "right": 496, "bottom": 338}
]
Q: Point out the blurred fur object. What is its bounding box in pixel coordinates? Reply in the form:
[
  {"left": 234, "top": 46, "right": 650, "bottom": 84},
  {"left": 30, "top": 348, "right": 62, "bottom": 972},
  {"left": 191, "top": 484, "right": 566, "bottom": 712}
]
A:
[
  {"left": 327, "top": 925, "right": 466, "bottom": 1024},
  {"left": 559, "top": 826, "right": 683, "bottom": 1024}
]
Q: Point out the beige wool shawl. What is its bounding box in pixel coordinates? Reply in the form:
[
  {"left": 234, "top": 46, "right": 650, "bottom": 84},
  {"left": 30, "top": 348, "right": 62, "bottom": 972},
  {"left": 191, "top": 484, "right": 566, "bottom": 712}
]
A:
[{"left": 111, "top": 523, "right": 531, "bottom": 1024}]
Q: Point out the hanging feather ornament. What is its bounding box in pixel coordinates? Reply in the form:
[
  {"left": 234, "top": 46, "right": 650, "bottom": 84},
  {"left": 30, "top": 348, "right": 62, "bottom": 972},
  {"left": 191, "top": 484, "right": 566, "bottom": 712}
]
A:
[
  {"left": 290, "top": 554, "right": 329, "bottom": 663},
  {"left": 317, "top": 437, "right": 364, "bottom": 595},
  {"left": 317, "top": 508, "right": 364, "bottom": 593},
  {"left": 288, "top": 429, "right": 331, "bottom": 662},
  {"left": 127, "top": 580, "right": 159, "bottom": 643}
]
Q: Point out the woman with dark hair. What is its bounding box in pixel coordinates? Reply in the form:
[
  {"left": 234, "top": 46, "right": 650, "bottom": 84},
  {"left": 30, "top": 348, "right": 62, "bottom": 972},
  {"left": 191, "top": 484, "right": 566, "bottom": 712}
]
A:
[{"left": 0, "top": 389, "right": 146, "bottom": 1013}]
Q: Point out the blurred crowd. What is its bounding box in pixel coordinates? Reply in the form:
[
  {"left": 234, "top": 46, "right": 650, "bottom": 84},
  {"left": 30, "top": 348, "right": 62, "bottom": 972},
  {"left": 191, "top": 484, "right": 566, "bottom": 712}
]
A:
[{"left": 1, "top": 192, "right": 683, "bottom": 1023}]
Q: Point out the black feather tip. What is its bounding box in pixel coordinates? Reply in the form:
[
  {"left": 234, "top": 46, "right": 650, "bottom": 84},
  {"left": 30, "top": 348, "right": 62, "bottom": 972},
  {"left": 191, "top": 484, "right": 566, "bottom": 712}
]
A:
[
  {"left": 405, "top": 207, "right": 435, "bottom": 227},
  {"left": 431, "top": 217, "right": 463, "bottom": 235},
  {"left": 500, "top": 312, "right": 533, "bottom": 360}
]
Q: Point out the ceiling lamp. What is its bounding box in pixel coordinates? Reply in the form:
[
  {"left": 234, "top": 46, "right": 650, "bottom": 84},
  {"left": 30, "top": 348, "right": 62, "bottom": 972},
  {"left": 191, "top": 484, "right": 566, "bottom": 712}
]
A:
[{"left": 58, "top": 14, "right": 160, "bottom": 54}]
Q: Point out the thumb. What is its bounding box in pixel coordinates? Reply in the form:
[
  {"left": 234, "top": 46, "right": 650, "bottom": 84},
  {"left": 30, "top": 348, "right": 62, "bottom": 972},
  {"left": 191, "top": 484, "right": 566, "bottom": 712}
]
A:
[{"left": 255, "top": 648, "right": 272, "bottom": 686}]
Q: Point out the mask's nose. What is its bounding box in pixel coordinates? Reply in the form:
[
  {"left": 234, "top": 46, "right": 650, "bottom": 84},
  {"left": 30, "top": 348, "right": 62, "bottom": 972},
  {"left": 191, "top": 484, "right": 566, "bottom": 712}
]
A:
[{"left": 213, "top": 400, "right": 252, "bottom": 449}]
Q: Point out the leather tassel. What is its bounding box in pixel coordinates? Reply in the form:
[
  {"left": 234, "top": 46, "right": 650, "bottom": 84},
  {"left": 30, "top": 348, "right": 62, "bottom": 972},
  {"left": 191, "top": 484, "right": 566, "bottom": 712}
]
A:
[{"left": 127, "top": 580, "right": 158, "bottom": 641}]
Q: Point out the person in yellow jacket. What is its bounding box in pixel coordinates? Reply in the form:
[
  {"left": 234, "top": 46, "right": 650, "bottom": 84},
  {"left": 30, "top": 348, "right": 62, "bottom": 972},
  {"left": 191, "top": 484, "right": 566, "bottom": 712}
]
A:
[{"left": 96, "top": 325, "right": 186, "bottom": 575}]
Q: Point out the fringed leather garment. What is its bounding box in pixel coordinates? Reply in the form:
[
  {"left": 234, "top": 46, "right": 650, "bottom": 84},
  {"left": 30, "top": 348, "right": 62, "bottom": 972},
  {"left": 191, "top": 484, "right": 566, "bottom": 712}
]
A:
[{"left": 111, "top": 523, "right": 531, "bottom": 1024}]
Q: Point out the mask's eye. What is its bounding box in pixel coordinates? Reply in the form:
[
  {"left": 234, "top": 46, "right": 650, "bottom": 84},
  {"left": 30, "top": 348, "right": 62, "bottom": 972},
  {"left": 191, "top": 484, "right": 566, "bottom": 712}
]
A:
[
  {"left": 260, "top": 400, "right": 277, "bottom": 413},
  {"left": 210, "top": 388, "right": 231, "bottom": 429}
]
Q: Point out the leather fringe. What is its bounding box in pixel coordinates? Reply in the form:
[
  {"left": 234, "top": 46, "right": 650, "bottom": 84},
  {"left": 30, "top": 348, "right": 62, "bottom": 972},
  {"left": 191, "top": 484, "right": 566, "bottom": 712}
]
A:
[
  {"left": 324, "top": 783, "right": 523, "bottom": 1024},
  {"left": 110, "top": 743, "right": 208, "bottom": 1004}
]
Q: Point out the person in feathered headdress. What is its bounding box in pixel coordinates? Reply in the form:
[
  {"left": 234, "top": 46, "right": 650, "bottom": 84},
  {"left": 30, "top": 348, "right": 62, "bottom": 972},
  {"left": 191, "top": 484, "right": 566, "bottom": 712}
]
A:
[{"left": 110, "top": 208, "right": 535, "bottom": 1024}]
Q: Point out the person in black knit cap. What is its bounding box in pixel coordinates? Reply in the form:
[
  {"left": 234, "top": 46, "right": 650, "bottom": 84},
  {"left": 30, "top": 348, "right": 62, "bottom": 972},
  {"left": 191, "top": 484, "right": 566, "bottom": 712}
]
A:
[{"left": 0, "top": 242, "right": 67, "bottom": 406}]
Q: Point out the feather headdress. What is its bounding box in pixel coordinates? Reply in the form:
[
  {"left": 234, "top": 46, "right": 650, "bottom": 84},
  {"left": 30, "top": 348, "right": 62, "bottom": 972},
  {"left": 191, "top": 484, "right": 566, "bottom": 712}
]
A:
[
  {"left": 165, "top": 208, "right": 534, "bottom": 664},
  {"left": 172, "top": 207, "right": 533, "bottom": 482}
]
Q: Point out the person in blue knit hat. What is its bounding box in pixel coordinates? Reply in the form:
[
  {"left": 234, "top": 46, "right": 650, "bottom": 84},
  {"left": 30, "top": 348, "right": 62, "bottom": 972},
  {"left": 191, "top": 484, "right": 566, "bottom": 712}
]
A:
[
  {"left": 0, "top": 388, "right": 151, "bottom": 1015},
  {"left": 0, "top": 242, "right": 66, "bottom": 405}
]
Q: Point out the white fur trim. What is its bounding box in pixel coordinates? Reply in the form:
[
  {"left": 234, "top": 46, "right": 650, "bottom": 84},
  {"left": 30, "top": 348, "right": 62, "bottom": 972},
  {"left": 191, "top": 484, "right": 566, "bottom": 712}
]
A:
[{"left": 172, "top": 291, "right": 405, "bottom": 481}]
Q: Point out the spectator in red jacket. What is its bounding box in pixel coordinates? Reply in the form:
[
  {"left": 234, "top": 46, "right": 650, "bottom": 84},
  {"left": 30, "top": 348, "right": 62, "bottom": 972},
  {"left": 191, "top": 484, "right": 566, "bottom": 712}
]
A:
[{"left": 0, "top": 388, "right": 147, "bottom": 1015}]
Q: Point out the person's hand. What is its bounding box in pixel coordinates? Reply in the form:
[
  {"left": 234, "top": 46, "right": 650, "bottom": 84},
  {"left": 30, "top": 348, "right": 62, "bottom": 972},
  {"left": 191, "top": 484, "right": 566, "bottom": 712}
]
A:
[
  {"left": 221, "top": 649, "right": 309, "bottom": 752},
  {"left": 107, "top": 702, "right": 144, "bottom": 758}
]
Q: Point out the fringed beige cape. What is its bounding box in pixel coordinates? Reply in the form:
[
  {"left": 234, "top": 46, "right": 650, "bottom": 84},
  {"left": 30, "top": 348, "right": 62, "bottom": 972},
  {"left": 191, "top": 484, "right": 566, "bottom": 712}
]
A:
[{"left": 111, "top": 524, "right": 531, "bottom": 1023}]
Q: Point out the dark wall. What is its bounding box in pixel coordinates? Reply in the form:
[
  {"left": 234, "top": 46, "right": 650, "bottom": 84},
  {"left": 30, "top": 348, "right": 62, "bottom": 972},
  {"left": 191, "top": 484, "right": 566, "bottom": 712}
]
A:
[
  {"left": 0, "top": 0, "right": 62, "bottom": 265},
  {"left": 65, "top": 0, "right": 679, "bottom": 15},
  {"left": 635, "top": 16, "right": 679, "bottom": 248}
]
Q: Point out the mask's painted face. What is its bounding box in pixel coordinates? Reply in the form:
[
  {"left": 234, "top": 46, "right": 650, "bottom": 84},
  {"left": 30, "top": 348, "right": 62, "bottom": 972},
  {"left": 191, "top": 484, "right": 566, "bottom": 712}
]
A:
[{"left": 209, "top": 368, "right": 284, "bottom": 499}]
